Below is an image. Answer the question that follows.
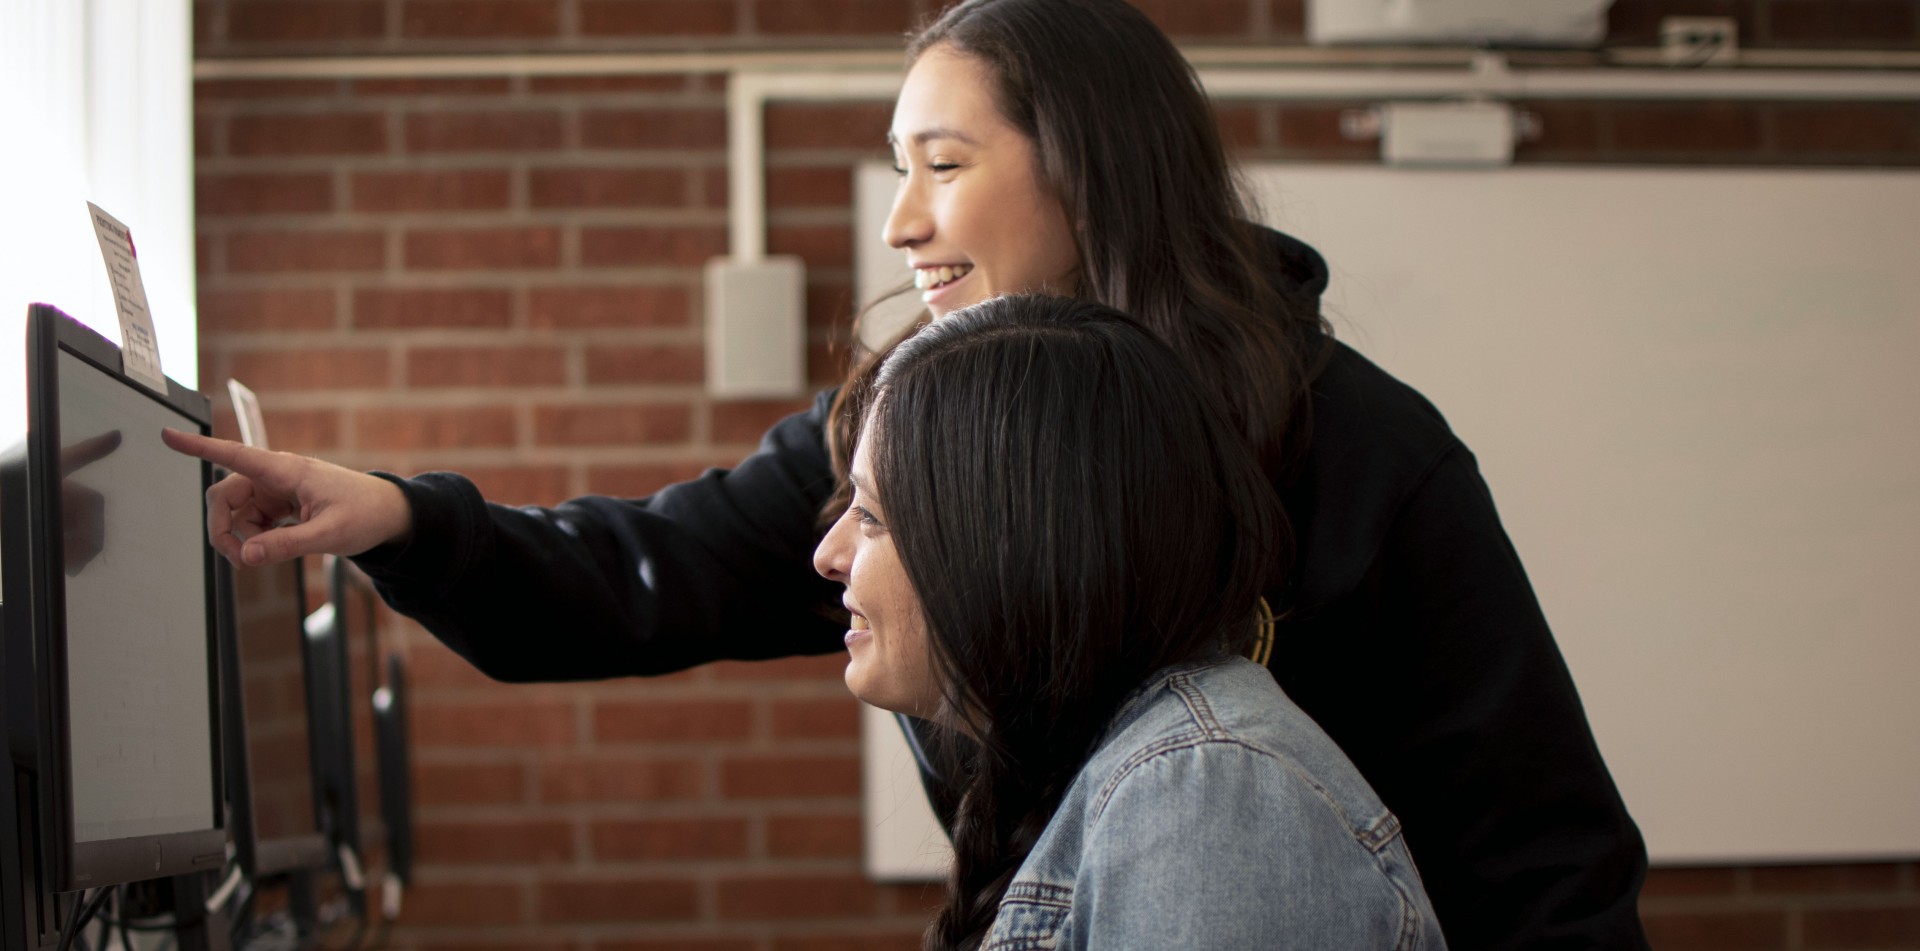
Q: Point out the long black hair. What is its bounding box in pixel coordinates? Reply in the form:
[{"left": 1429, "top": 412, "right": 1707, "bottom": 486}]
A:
[
  {"left": 863, "top": 295, "right": 1285, "bottom": 950},
  {"left": 830, "top": 0, "right": 1330, "bottom": 517}
]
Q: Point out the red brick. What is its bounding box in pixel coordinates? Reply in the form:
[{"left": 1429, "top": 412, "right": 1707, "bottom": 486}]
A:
[
  {"left": 593, "top": 699, "right": 753, "bottom": 743},
  {"left": 410, "top": 643, "right": 507, "bottom": 691},
  {"left": 198, "top": 288, "right": 337, "bottom": 334},
  {"left": 537, "top": 756, "right": 705, "bottom": 802},
  {"left": 528, "top": 285, "right": 691, "bottom": 329},
  {"left": 711, "top": 653, "right": 847, "bottom": 682},
  {"left": 585, "top": 462, "right": 724, "bottom": 497},
  {"left": 461, "top": 464, "right": 573, "bottom": 505},
  {"left": 1751, "top": 862, "right": 1907, "bottom": 894},
  {"left": 405, "top": 111, "right": 565, "bottom": 152},
  {"left": 417, "top": 819, "right": 575, "bottom": 864},
  {"left": 537, "top": 878, "right": 699, "bottom": 923},
  {"left": 1215, "top": 104, "right": 1263, "bottom": 151},
  {"left": 807, "top": 280, "right": 856, "bottom": 330},
  {"left": 195, "top": 113, "right": 219, "bottom": 158},
  {"left": 700, "top": 166, "right": 729, "bottom": 207},
  {"left": 227, "top": 2, "right": 387, "bottom": 43},
  {"left": 408, "top": 345, "right": 567, "bottom": 387},
  {"left": 580, "top": 0, "right": 737, "bottom": 35},
  {"left": 195, "top": 79, "right": 342, "bottom": 100},
  {"left": 721, "top": 755, "right": 860, "bottom": 799},
  {"left": 769, "top": 224, "right": 853, "bottom": 268},
  {"left": 529, "top": 167, "right": 688, "bottom": 208},
  {"left": 405, "top": 227, "right": 562, "bottom": 270},
  {"left": 401, "top": 0, "right": 562, "bottom": 38},
  {"left": 356, "top": 406, "right": 519, "bottom": 450},
  {"left": 769, "top": 697, "right": 859, "bottom": 740},
  {"left": 400, "top": 881, "right": 527, "bottom": 927},
  {"left": 1611, "top": 102, "right": 1766, "bottom": 153},
  {"left": 528, "top": 74, "right": 700, "bottom": 94},
  {"left": 580, "top": 226, "right": 727, "bottom": 267},
  {"left": 1803, "top": 906, "right": 1920, "bottom": 948},
  {"left": 230, "top": 113, "right": 387, "bottom": 156},
  {"left": 198, "top": 172, "right": 334, "bottom": 216},
  {"left": 226, "top": 230, "right": 386, "bottom": 272},
  {"left": 767, "top": 166, "right": 854, "bottom": 209},
  {"left": 1641, "top": 866, "right": 1742, "bottom": 898},
  {"left": 590, "top": 818, "right": 750, "bottom": 860},
  {"left": 581, "top": 108, "right": 727, "bottom": 149},
  {"left": 765, "top": 103, "right": 892, "bottom": 150},
  {"left": 1605, "top": 0, "right": 1748, "bottom": 46},
  {"left": 351, "top": 169, "right": 512, "bottom": 212},
  {"left": 1275, "top": 103, "right": 1375, "bottom": 157},
  {"left": 1775, "top": 103, "right": 1919, "bottom": 154},
  {"left": 1130, "top": 0, "right": 1253, "bottom": 37},
  {"left": 717, "top": 873, "right": 878, "bottom": 919},
  {"left": 600, "top": 940, "right": 754, "bottom": 951},
  {"left": 354, "top": 288, "right": 513, "bottom": 329},
  {"left": 584, "top": 344, "right": 704, "bottom": 385},
  {"left": 772, "top": 934, "right": 922, "bottom": 951},
  {"left": 711, "top": 398, "right": 813, "bottom": 444},
  {"left": 1270, "top": 0, "right": 1305, "bottom": 39},
  {"left": 752, "top": 0, "right": 913, "bottom": 35},
  {"left": 259, "top": 408, "right": 345, "bottom": 451},
  {"left": 532, "top": 403, "right": 692, "bottom": 446},
  {"left": 1514, "top": 100, "right": 1606, "bottom": 157},
  {"left": 1641, "top": 910, "right": 1787, "bottom": 951},
  {"left": 227, "top": 348, "right": 392, "bottom": 391},
  {"left": 766, "top": 813, "right": 862, "bottom": 858},
  {"left": 1766, "top": 0, "right": 1915, "bottom": 45},
  {"left": 412, "top": 698, "right": 575, "bottom": 746},
  {"left": 352, "top": 77, "right": 514, "bottom": 96}
]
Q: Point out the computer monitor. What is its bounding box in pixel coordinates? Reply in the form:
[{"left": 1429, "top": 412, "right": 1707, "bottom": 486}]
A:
[
  {"left": 336, "top": 560, "right": 389, "bottom": 916},
  {"left": 373, "top": 651, "right": 414, "bottom": 911},
  {"left": 303, "top": 556, "right": 391, "bottom": 920},
  {"left": 0, "top": 304, "right": 226, "bottom": 895},
  {"left": 215, "top": 553, "right": 329, "bottom": 879}
]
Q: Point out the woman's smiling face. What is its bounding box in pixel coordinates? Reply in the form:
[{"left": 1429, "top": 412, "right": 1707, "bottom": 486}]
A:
[
  {"left": 884, "top": 44, "right": 1081, "bottom": 319},
  {"left": 811, "top": 430, "right": 941, "bottom": 719}
]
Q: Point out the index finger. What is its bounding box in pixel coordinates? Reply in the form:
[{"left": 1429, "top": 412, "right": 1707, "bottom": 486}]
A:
[{"left": 161, "top": 428, "right": 303, "bottom": 490}]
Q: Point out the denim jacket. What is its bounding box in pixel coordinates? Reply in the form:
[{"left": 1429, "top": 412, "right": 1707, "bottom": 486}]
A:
[{"left": 983, "top": 657, "right": 1445, "bottom": 950}]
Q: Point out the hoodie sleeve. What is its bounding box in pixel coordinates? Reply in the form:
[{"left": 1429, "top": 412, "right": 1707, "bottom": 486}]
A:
[{"left": 348, "top": 389, "right": 848, "bottom": 682}]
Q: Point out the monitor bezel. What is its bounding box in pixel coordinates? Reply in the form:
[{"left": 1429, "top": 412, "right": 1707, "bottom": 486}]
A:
[
  {"left": 1, "top": 304, "right": 228, "bottom": 892},
  {"left": 305, "top": 556, "right": 362, "bottom": 898},
  {"left": 373, "top": 651, "right": 413, "bottom": 888},
  {"left": 215, "top": 554, "right": 331, "bottom": 878}
]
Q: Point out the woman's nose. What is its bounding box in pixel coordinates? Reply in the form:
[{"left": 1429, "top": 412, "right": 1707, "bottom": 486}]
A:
[
  {"left": 883, "top": 180, "right": 931, "bottom": 249},
  {"left": 813, "top": 512, "right": 853, "bottom": 582}
]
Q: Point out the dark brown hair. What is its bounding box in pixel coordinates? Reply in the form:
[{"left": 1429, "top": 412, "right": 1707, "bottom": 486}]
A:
[
  {"left": 827, "top": 0, "right": 1329, "bottom": 520},
  {"left": 862, "top": 295, "right": 1284, "bottom": 950}
]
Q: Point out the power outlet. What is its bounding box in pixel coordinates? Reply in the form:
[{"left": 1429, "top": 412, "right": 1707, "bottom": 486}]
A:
[{"left": 1661, "top": 16, "right": 1739, "bottom": 66}]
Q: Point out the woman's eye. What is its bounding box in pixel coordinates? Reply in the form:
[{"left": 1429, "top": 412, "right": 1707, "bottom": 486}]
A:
[
  {"left": 929, "top": 162, "right": 960, "bottom": 172},
  {"left": 890, "top": 164, "right": 907, "bottom": 176},
  {"left": 855, "top": 506, "right": 884, "bottom": 530}
]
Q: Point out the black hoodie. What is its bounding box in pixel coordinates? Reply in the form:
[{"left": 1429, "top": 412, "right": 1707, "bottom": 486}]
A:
[{"left": 357, "top": 228, "right": 1649, "bottom": 949}]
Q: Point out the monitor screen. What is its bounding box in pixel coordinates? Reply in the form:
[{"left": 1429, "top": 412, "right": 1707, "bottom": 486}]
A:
[
  {"left": 225, "top": 555, "right": 326, "bottom": 873},
  {"left": 1, "top": 304, "right": 224, "bottom": 894},
  {"left": 56, "top": 347, "right": 216, "bottom": 843}
]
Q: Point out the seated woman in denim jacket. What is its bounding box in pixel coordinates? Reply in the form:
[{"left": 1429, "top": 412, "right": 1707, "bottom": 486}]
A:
[{"left": 812, "top": 294, "right": 1445, "bottom": 950}]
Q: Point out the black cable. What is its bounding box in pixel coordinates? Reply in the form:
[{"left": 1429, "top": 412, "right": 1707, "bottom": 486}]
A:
[{"left": 55, "top": 888, "right": 112, "bottom": 951}]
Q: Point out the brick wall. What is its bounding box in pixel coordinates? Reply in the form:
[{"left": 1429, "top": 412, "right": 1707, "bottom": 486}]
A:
[{"left": 191, "top": 2, "right": 1920, "bottom": 949}]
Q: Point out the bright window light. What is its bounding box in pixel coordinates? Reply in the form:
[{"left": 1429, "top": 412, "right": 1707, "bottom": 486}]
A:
[{"left": 1, "top": 0, "right": 196, "bottom": 448}]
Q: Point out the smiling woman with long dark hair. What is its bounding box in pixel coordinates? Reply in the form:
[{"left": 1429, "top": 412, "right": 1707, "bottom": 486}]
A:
[
  {"left": 815, "top": 294, "right": 1441, "bottom": 949},
  {"left": 165, "top": 0, "right": 1649, "bottom": 945}
]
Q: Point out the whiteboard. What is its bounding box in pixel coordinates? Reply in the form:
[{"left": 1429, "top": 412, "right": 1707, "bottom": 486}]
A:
[{"left": 855, "top": 164, "right": 1920, "bottom": 872}]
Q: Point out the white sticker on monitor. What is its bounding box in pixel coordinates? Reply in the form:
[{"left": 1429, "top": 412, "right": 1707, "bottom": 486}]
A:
[{"left": 86, "top": 201, "right": 168, "bottom": 393}]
